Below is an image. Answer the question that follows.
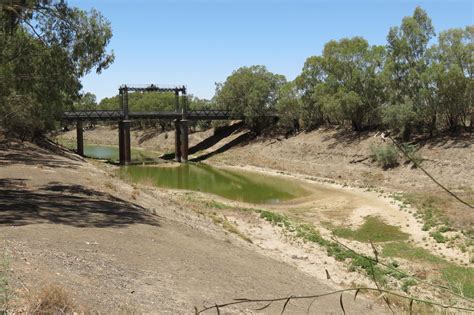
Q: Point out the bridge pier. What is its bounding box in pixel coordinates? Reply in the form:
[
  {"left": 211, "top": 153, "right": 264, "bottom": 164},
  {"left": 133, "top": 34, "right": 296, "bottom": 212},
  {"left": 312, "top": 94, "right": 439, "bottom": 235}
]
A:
[
  {"left": 180, "top": 119, "right": 189, "bottom": 162},
  {"left": 174, "top": 119, "right": 181, "bottom": 162},
  {"left": 119, "top": 120, "right": 131, "bottom": 165},
  {"left": 76, "top": 120, "right": 84, "bottom": 156}
]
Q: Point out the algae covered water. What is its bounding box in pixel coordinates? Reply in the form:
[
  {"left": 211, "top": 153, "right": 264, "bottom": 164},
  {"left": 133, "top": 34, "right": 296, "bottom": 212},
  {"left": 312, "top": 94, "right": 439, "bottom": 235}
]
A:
[
  {"left": 62, "top": 143, "right": 156, "bottom": 161},
  {"left": 123, "top": 163, "right": 310, "bottom": 204}
]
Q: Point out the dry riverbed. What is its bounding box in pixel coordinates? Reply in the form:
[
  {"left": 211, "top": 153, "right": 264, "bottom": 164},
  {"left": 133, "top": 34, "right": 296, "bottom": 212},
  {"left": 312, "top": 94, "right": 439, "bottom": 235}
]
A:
[
  {"left": 4, "top": 126, "right": 472, "bottom": 313},
  {"left": 0, "top": 140, "right": 389, "bottom": 314}
]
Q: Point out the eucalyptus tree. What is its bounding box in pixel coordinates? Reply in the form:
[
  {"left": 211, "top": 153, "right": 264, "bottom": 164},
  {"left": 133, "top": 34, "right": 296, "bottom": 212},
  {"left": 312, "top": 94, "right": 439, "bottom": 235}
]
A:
[
  {"left": 294, "top": 56, "right": 327, "bottom": 129},
  {"left": 0, "top": 0, "right": 114, "bottom": 138},
  {"left": 215, "top": 65, "right": 286, "bottom": 133},
  {"left": 430, "top": 26, "right": 473, "bottom": 132},
  {"left": 383, "top": 6, "right": 435, "bottom": 138},
  {"left": 275, "top": 81, "right": 301, "bottom": 131},
  {"left": 296, "top": 37, "right": 385, "bottom": 131}
]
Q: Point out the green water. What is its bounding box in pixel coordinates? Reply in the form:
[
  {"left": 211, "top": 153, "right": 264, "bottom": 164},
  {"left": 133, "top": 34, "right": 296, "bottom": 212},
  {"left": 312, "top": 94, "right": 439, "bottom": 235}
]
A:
[
  {"left": 123, "top": 163, "right": 310, "bottom": 204},
  {"left": 83, "top": 145, "right": 120, "bottom": 160},
  {"left": 62, "top": 142, "right": 157, "bottom": 161}
]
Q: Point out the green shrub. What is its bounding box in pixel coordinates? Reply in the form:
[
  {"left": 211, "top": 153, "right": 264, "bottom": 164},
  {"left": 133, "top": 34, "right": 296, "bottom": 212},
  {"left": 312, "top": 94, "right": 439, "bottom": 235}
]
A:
[
  {"left": 370, "top": 143, "right": 399, "bottom": 169},
  {"left": 430, "top": 230, "right": 447, "bottom": 243}
]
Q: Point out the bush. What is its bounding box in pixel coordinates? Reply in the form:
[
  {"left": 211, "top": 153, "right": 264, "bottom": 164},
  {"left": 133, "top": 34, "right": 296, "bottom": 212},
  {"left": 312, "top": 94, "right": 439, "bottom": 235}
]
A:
[
  {"left": 370, "top": 143, "right": 399, "bottom": 169},
  {"left": 382, "top": 100, "right": 418, "bottom": 140}
]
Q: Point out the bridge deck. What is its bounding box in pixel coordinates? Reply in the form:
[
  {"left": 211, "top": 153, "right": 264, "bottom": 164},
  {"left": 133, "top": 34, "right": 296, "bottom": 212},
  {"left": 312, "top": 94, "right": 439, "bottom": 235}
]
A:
[{"left": 62, "top": 109, "right": 234, "bottom": 121}]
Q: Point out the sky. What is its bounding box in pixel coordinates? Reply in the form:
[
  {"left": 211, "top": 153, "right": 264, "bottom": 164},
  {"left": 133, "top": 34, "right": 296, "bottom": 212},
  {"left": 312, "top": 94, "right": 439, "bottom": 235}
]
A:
[{"left": 69, "top": 0, "right": 473, "bottom": 101}]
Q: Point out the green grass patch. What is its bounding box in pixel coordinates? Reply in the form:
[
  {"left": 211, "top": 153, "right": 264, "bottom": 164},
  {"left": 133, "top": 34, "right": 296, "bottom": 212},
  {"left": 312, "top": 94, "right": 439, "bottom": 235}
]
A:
[
  {"left": 333, "top": 216, "right": 409, "bottom": 243},
  {"left": 258, "top": 210, "right": 293, "bottom": 229},
  {"left": 441, "top": 265, "right": 474, "bottom": 299},
  {"left": 383, "top": 241, "right": 474, "bottom": 298},
  {"left": 258, "top": 210, "right": 400, "bottom": 284},
  {"left": 383, "top": 242, "right": 444, "bottom": 264},
  {"left": 260, "top": 209, "right": 474, "bottom": 298}
]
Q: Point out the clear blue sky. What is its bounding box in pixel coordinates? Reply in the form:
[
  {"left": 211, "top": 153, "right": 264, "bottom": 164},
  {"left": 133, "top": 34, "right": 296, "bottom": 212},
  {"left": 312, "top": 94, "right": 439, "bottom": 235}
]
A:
[{"left": 69, "top": 0, "right": 473, "bottom": 101}]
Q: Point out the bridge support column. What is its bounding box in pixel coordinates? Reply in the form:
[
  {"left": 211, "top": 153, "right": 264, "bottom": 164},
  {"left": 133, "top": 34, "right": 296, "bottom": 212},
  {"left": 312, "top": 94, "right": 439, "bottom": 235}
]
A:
[
  {"left": 76, "top": 120, "right": 84, "bottom": 156},
  {"left": 119, "top": 120, "right": 131, "bottom": 165},
  {"left": 180, "top": 119, "right": 189, "bottom": 162},
  {"left": 174, "top": 119, "right": 181, "bottom": 162}
]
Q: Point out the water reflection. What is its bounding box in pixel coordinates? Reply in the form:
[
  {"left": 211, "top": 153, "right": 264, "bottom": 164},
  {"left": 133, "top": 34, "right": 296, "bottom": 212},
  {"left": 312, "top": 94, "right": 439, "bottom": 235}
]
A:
[{"left": 123, "top": 163, "right": 310, "bottom": 204}]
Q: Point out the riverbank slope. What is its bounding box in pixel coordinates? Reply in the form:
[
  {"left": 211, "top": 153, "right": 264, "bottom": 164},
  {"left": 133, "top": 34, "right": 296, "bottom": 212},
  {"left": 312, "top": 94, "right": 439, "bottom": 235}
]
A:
[{"left": 0, "top": 139, "right": 384, "bottom": 313}]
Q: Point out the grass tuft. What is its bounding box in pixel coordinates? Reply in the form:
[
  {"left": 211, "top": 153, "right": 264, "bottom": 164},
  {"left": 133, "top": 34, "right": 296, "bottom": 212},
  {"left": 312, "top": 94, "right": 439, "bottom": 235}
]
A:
[{"left": 27, "top": 284, "right": 79, "bottom": 314}]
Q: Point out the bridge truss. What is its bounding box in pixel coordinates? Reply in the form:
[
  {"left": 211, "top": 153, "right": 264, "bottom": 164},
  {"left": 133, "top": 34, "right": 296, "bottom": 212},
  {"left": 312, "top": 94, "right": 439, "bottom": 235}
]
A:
[{"left": 64, "top": 84, "right": 237, "bottom": 165}]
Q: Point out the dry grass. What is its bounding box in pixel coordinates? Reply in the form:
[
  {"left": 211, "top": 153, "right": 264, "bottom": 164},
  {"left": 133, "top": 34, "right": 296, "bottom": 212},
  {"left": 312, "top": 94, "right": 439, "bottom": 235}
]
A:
[
  {"left": 27, "top": 284, "right": 81, "bottom": 314},
  {"left": 208, "top": 213, "right": 253, "bottom": 243},
  {"left": 130, "top": 187, "right": 140, "bottom": 200},
  {"left": 104, "top": 181, "right": 116, "bottom": 191}
]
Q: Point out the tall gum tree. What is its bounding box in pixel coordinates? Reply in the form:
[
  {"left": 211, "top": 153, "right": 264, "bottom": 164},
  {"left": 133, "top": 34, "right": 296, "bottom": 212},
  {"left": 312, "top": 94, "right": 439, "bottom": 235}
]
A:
[{"left": 0, "top": 0, "right": 114, "bottom": 138}]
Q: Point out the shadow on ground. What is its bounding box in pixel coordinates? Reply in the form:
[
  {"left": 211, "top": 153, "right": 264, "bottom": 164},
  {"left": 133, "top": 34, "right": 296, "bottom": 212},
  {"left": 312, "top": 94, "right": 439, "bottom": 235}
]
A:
[
  {"left": 0, "top": 179, "right": 160, "bottom": 228},
  {"left": 321, "top": 127, "right": 373, "bottom": 149},
  {"left": 191, "top": 131, "right": 255, "bottom": 162},
  {"left": 160, "top": 122, "right": 246, "bottom": 160},
  {"left": 0, "top": 140, "right": 82, "bottom": 168}
]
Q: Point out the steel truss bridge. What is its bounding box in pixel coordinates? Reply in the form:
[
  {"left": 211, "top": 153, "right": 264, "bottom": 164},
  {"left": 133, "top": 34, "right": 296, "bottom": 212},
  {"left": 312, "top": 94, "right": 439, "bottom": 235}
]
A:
[{"left": 63, "top": 84, "right": 242, "bottom": 165}]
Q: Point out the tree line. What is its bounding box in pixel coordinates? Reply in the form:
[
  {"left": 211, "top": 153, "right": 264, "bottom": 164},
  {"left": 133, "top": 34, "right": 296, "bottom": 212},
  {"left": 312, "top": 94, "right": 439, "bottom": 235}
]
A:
[
  {"left": 1, "top": 4, "right": 471, "bottom": 141},
  {"left": 214, "top": 7, "right": 472, "bottom": 139}
]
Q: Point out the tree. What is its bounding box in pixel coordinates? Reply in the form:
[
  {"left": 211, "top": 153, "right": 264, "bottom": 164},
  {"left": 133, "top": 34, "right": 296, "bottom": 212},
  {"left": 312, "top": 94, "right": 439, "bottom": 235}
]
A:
[
  {"left": 323, "top": 37, "right": 386, "bottom": 130},
  {"left": 275, "top": 81, "right": 301, "bottom": 131},
  {"left": 384, "top": 6, "right": 435, "bottom": 138},
  {"left": 295, "top": 56, "right": 326, "bottom": 129},
  {"left": 214, "top": 65, "right": 286, "bottom": 133},
  {"left": 73, "top": 92, "right": 97, "bottom": 111},
  {"left": 0, "top": 0, "right": 114, "bottom": 138},
  {"left": 296, "top": 38, "right": 385, "bottom": 131},
  {"left": 430, "top": 26, "right": 473, "bottom": 132}
]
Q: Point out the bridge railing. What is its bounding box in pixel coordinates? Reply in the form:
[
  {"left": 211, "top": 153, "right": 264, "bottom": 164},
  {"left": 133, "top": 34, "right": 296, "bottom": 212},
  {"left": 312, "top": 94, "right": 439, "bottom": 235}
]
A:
[
  {"left": 62, "top": 109, "right": 236, "bottom": 121},
  {"left": 63, "top": 110, "right": 124, "bottom": 121}
]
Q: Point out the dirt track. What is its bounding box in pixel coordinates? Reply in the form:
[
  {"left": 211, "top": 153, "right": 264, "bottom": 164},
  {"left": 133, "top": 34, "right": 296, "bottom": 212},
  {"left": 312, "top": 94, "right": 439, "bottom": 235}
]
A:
[{"left": 0, "top": 141, "right": 385, "bottom": 313}]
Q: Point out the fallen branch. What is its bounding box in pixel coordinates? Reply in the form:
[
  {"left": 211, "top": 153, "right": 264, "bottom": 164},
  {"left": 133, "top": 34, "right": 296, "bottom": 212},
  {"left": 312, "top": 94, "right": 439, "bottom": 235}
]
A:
[{"left": 195, "top": 287, "right": 474, "bottom": 314}]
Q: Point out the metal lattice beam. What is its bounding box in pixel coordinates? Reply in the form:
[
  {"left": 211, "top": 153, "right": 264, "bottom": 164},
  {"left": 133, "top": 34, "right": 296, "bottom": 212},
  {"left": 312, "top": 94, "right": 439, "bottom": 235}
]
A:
[
  {"left": 119, "top": 84, "right": 186, "bottom": 93},
  {"left": 62, "top": 109, "right": 238, "bottom": 122}
]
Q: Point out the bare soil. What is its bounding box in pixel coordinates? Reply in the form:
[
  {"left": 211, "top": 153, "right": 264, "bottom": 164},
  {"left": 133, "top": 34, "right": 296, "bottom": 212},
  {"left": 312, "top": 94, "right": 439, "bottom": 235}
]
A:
[
  {"left": 0, "top": 140, "right": 386, "bottom": 314},
  {"left": 22, "top": 124, "right": 472, "bottom": 313}
]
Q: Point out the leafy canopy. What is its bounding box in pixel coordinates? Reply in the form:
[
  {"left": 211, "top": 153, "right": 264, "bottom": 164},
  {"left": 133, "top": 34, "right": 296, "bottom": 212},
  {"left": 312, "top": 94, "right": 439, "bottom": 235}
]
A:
[{"left": 0, "top": 0, "right": 114, "bottom": 138}]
